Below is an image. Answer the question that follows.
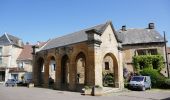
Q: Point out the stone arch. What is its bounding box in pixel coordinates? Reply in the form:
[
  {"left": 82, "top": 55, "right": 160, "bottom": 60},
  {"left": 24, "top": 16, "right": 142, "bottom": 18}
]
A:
[
  {"left": 61, "top": 54, "right": 70, "bottom": 89},
  {"left": 75, "top": 52, "right": 86, "bottom": 89},
  {"left": 102, "top": 53, "right": 118, "bottom": 88},
  {"left": 46, "top": 54, "right": 57, "bottom": 87},
  {"left": 37, "top": 57, "right": 45, "bottom": 86}
]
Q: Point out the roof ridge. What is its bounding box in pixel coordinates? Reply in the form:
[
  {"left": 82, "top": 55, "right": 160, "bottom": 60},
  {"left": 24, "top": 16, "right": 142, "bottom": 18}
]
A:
[
  {"left": 41, "top": 21, "right": 110, "bottom": 50},
  {"left": 50, "top": 21, "right": 107, "bottom": 41},
  {"left": 4, "top": 32, "right": 12, "bottom": 44}
]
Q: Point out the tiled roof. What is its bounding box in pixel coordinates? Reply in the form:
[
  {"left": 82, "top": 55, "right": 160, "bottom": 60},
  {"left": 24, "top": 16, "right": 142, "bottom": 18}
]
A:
[
  {"left": 41, "top": 21, "right": 110, "bottom": 50},
  {"left": 17, "top": 44, "right": 33, "bottom": 61},
  {"left": 116, "top": 29, "right": 164, "bottom": 45}
]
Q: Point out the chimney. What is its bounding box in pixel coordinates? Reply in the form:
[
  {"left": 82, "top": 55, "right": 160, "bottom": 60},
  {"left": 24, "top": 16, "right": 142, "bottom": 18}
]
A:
[
  {"left": 148, "top": 23, "right": 154, "bottom": 29},
  {"left": 122, "top": 25, "right": 126, "bottom": 31},
  {"left": 26, "top": 42, "right": 29, "bottom": 45}
]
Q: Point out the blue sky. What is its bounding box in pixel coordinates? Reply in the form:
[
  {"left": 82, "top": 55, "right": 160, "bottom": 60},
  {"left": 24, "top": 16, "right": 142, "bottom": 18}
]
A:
[{"left": 0, "top": 0, "right": 170, "bottom": 45}]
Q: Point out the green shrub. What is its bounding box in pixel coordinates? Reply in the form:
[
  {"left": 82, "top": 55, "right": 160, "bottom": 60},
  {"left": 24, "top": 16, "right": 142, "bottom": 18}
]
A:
[
  {"left": 133, "top": 55, "right": 164, "bottom": 73},
  {"left": 103, "top": 73, "right": 114, "bottom": 87},
  {"left": 140, "top": 68, "right": 166, "bottom": 88},
  {"left": 165, "top": 79, "right": 170, "bottom": 85},
  {"left": 162, "top": 79, "right": 170, "bottom": 89}
]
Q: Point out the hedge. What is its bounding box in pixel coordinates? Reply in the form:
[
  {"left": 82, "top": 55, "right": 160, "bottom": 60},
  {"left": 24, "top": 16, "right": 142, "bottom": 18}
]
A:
[{"left": 133, "top": 55, "right": 164, "bottom": 73}]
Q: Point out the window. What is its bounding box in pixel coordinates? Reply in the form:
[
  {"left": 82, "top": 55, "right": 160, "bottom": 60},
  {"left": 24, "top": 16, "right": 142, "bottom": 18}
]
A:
[
  {"left": 105, "top": 62, "right": 109, "bottom": 70},
  {"left": 19, "top": 62, "right": 24, "bottom": 69},
  {"left": 0, "top": 47, "right": 2, "bottom": 55},
  {"left": 137, "top": 49, "right": 147, "bottom": 55},
  {"left": 137, "top": 49, "right": 158, "bottom": 55},
  {"left": 148, "top": 49, "right": 157, "bottom": 55},
  {"left": 0, "top": 57, "right": 2, "bottom": 64}
]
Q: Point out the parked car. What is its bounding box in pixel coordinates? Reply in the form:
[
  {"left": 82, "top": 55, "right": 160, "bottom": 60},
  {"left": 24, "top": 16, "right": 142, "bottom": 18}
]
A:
[
  {"left": 5, "top": 79, "right": 18, "bottom": 87},
  {"left": 129, "top": 76, "right": 151, "bottom": 91}
]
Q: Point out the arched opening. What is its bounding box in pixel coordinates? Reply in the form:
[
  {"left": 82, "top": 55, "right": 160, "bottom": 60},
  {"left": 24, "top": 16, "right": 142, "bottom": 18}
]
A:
[
  {"left": 48, "top": 56, "right": 56, "bottom": 87},
  {"left": 102, "top": 53, "right": 118, "bottom": 88},
  {"left": 76, "top": 52, "right": 86, "bottom": 90},
  {"left": 37, "top": 57, "right": 45, "bottom": 86},
  {"left": 61, "top": 55, "right": 69, "bottom": 89}
]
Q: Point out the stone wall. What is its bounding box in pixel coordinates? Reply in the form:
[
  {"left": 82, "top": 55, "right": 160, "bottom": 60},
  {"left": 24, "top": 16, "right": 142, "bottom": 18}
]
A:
[{"left": 122, "top": 43, "right": 168, "bottom": 77}]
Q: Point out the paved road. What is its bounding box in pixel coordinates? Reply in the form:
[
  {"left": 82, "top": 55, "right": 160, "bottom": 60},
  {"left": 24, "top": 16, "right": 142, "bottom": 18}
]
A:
[{"left": 0, "top": 85, "right": 170, "bottom": 100}]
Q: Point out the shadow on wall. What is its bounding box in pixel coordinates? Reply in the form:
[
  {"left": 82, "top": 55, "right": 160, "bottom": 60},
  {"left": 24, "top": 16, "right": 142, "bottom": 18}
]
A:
[{"left": 161, "top": 97, "right": 170, "bottom": 100}]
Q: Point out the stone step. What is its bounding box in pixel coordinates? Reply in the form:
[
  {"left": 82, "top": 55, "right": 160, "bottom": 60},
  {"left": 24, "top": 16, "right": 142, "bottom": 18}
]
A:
[{"left": 103, "top": 87, "right": 121, "bottom": 94}]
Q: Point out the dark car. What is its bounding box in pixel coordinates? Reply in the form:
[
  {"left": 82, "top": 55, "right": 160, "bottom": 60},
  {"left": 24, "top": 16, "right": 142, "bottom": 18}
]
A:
[{"left": 5, "top": 79, "right": 18, "bottom": 87}]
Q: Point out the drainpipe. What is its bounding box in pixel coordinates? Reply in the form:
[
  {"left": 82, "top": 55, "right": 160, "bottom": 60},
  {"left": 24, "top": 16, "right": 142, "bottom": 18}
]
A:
[{"left": 164, "top": 31, "right": 170, "bottom": 78}]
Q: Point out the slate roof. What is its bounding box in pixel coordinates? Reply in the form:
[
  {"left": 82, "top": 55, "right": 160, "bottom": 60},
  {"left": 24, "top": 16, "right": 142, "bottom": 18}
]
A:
[
  {"left": 41, "top": 22, "right": 110, "bottom": 50},
  {"left": 0, "top": 33, "right": 24, "bottom": 47},
  {"left": 17, "top": 44, "right": 33, "bottom": 61},
  {"left": 116, "top": 28, "right": 164, "bottom": 45}
]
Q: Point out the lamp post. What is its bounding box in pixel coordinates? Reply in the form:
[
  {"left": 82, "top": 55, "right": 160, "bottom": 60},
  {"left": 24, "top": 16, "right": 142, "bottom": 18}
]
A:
[{"left": 164, "top": 31, "right": 170, "bottom": 78}]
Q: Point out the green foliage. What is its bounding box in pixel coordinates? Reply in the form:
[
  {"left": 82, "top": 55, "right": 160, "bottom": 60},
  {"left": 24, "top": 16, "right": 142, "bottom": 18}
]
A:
[
  {"left": 103, "top": 73, "right": 114, "bottom": 87},
  {"left": 140, "top": 68, "right": 166, "bottom": 88},
  {"left": 133, "top": 55, "right": 164, "bottom": 73},
  {"left": 165, "top": 79, "right": 170, "bottom": 85},
  {"left": 162, "top": 79, "right": 170, "bottom": 89}
]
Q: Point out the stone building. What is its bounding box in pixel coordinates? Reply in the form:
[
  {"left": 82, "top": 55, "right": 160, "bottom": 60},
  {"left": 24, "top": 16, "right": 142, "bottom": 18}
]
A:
[
  {"left": 15, "top": 43, "right": 33, "bottom": 82},
  {"left": 33, "top": 21, "right": 124, "bottom": 92},
  {"left": 0, "top": 33, "right": 23, "bottom": 83},
  {"left": 167, "top": 47, "right": 170, "bottom": 77},
  {"left": 16, "top": 42, "right": 47, "bottom": 82},
  {"left": 116, "top": 23, "right": 168, "bottom": 77}
]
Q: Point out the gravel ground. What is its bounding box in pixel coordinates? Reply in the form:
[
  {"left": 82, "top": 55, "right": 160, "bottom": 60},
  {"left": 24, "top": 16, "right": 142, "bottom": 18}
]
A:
[{"left": 0, "top": 85, "right": 170, "bottom": 100}]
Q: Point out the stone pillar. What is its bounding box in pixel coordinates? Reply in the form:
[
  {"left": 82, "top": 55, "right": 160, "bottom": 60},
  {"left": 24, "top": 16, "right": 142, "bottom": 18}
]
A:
[
  {"left": 87, "top": 46, "right": 95, "bottom": 86},
  {"left": 69, "top": 56, "right": 76, "bottom": 91},
  {"left": 32, "top": 45, "right": 39, "bottom": 86},
  {"left": 33, "top": 60, "right": 39, "bottom": 86},
  {"left": 86, "top": 29, "right": 102, "bottom": 86},
  {"left": 44, "top": 61, "right": 49, "bottom": 88},
  {"left": 118, "top": 50, "right": 124, "bottom": 89},
  {"left": 55, "top": 55, "right": 61, "bottom": 89},
  {"left": 94, "top": 47, "right": 103, "bottom": 86}
]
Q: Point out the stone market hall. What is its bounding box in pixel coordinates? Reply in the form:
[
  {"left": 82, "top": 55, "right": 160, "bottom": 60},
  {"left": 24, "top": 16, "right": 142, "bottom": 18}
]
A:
[{"left": 32, "top": 21, "right": 124, "bottom": 92}]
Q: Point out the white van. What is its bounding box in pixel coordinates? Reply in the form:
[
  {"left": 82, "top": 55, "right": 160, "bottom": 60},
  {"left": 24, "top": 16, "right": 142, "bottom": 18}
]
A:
[{"left": 129, "top": 76, "right": 151, "bottom": 91}]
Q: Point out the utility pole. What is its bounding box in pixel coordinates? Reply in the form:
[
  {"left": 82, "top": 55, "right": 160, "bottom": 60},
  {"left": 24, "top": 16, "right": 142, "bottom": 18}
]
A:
[{"left": 164, "top": 31, "right": 170, "bottom": 78}]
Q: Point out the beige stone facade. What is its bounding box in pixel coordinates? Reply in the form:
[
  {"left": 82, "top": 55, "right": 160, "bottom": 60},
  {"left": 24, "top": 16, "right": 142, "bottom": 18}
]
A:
[
  {"left": 122, "top": 44, "right": 168, "bottom": 77},
  {"left": 117, "top": 23, "right": 168, "bottom": 77},
  {"left": 33, "top": 22, "right": 124, "bottom": 92},
  {"left": 0, "top": 44, "right": 22, "bottom": 82},
  {"left": 0, "top": 33, "right": 23, "bottom": 82}
]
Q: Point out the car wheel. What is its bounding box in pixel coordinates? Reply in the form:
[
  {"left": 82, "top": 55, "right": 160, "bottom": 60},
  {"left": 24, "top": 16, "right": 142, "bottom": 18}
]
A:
[
  {"left": 142, "top": 86, "right": 145, "bottom": 91},
  {"left": 5, "top": 83, "right": 8, "bottom": 87}
]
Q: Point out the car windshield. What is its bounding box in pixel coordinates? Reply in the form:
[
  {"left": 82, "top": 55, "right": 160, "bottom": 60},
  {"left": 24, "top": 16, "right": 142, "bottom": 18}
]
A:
[
  {"left": 131, "top": 77, "right": 144, "bottom": 82},
  {"left": 8, "top": 79, "right": 15, "bottom": 81}
]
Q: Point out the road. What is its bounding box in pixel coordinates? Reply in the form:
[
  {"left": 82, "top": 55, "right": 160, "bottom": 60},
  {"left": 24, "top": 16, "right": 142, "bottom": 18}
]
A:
[{"left": 0, "top": 85, "right": 170, "bottom": 100}]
